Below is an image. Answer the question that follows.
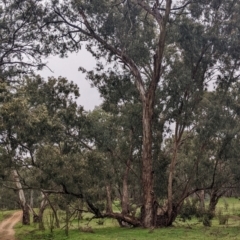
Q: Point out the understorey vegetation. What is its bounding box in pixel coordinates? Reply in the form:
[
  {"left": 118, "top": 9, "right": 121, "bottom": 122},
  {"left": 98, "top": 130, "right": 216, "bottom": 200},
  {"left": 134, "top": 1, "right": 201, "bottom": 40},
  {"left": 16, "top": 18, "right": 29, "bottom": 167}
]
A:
[
  {"left": 14, "top": 198, "right": 240, "bottom": 240},
  {"left": 1, "top": 0, "right": 240, "bottom": 230}
]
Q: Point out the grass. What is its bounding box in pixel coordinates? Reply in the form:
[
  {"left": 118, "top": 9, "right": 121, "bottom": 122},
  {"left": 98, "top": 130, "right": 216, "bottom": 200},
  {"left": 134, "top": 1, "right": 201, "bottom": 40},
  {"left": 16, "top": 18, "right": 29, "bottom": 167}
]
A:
[
  {"left": 16, "top": 224, "right": 240, "bottom": 240},
  {"left": 0, "top": 209, "right": 15, "bottom": 222},
  {"left": 11, "top": 197, "right": 240, "bottom": 240},
  {"left": 217, "top": 197, "right": 240, "bottom": 216}
]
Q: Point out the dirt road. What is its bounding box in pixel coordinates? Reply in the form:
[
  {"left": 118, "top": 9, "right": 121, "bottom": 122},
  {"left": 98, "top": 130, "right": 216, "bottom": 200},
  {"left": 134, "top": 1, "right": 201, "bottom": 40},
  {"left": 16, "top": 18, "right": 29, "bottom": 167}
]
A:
[{"left": 0, "top": 211, "right": 22, "bottom": 240}]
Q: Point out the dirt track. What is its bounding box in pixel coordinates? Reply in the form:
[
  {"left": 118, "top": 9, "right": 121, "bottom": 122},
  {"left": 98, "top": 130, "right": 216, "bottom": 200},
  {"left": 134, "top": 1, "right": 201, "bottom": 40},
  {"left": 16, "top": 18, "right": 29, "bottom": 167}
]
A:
[{"left": 0, "top": 211, "right": 22, "bottom": 240}]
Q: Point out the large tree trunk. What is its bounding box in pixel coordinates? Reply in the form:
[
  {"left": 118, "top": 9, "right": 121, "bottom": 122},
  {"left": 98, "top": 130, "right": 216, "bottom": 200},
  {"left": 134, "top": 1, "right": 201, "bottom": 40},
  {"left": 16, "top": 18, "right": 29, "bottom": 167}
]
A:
[
  {"left": 139, "top": 0, "right": 172, "bottom": 228},
  {"left": 13, "top": 170, "right": 30, "bottom": 225},
  {"left": 141, "top": 100, "right": 155, "bottom": 228},
  {"left": 22, "top": 204, "right": 30, "bottom": 225},
  {"left": 157, "top": 199, "right": 185, "bottom": 227}
]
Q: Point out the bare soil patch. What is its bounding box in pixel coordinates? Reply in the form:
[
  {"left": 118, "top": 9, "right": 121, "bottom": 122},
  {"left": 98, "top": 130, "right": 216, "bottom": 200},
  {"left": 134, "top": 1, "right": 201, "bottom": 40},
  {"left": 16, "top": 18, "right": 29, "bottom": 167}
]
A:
[{"left": 0, "top": 211, "right": 22, "bottom": 240}]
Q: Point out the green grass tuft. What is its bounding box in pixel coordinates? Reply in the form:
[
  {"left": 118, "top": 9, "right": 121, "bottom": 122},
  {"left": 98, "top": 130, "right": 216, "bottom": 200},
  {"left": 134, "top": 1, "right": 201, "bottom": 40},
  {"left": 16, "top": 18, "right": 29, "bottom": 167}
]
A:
[{"left": 0, "top": 209, "right": 15, "bottom": 222}]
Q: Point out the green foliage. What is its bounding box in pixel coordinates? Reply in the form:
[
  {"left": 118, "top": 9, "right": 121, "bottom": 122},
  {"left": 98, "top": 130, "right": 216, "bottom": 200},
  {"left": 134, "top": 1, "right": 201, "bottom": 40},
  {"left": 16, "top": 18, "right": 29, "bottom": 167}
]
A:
[
  {"left": 179, "top": 199, "right": 200, "bottom": 221},
  {"left": 0, "top": 210, "right": 15, "bottom": 222},
  {"left": 0, "top": 75, "right": 88, "bottom": 208},
  {"left": 0, "top": 186, "right": 19, "bottom": 210},
  {"left": 0, "top": 0, "right": 47, "bottom": 80},
  {"left": 202, "top": 214, "right": 212, "bottom": 227},
  {"left": 47, "top": 0, "right": 156, "bottom": 66},
  {"left": 2, "top": 0, "right": 240, "bottom": 229},
  {"left": 217, "top": 210, "right": 229, "bottom": 225},
  {"left": 0, "top": 198, "right": 235, "bottom": 239},
  {"left": 96, "top": 219, "right": 104, "bottom": 225}
]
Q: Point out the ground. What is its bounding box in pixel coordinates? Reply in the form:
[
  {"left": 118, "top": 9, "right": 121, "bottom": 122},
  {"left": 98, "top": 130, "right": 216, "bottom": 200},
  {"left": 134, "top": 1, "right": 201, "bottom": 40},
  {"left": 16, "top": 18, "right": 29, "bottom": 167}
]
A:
[{"left": 0, "top": 211, "right": 21, "bottom": 240}]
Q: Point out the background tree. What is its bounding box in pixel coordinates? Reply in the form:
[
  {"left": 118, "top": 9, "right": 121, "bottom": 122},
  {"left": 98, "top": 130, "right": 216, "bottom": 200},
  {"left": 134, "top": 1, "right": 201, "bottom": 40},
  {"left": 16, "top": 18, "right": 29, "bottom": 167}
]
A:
[
  {"left": 0, "top": 0, "right": 49, "bottom": 81},
  {"left": 0, "top": 75, "right": 86, "bottom": 224}
]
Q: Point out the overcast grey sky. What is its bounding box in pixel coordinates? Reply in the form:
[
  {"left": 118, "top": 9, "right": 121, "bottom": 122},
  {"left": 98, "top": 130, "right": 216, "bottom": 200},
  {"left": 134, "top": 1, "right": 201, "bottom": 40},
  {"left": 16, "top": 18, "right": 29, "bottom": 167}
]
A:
[{"left": 39, "top": 49, "right": 102, "bottom": 111}]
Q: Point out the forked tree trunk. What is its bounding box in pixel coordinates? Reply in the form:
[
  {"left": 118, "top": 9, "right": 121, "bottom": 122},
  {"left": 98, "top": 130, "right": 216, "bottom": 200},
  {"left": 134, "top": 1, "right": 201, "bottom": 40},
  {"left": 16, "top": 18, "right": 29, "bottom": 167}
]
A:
[
  {"left": 13, "top": 170, "right": 30, "bottom": 225},
  {"left": 38, "top": 192, "right": 48, "bottom": 230},
  {"left": 28, "top": 192, "right": 48, "bottom": 230},
  {"left": 44, "top": 193, "right": 60, "bottom": 228}
]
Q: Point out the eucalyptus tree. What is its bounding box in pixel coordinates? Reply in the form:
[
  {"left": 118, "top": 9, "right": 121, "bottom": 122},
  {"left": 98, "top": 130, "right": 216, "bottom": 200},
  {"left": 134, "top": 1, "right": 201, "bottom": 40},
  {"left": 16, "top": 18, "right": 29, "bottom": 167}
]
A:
[
  {"left": 86, "top": 105, "right": 142, "bottom": 222},
  {"left": 204, "top": 84, "right": 240, "bottom": 214},
  {"left": 40, "top": 0, "right": 183, "bottom": 227},
  {"left": 168, "top": 85, "right": 240, "bottom": 217},
  {"left": 0, "top": 80, "right": 46, "bottom": 224},
  {"left": 149, "top": 0, "right": 240, "bottom": 225},
  {"left": 0, "top": 75, "right": 81, "bottom": 163},
  {"left": 87, "top": 72, "right": 142, "bottom": 205},
  {"left": 37, "top": 0, "right": 240, "bottom": 227},
  {"left": 0, "top": 0, "right": 49, "bottom": 81},
  {"left": 0, "top": 75, "right": 87, "bottom": 224},
  {"left": 161, "top": 83, "right": 239, "bottom": 224}
]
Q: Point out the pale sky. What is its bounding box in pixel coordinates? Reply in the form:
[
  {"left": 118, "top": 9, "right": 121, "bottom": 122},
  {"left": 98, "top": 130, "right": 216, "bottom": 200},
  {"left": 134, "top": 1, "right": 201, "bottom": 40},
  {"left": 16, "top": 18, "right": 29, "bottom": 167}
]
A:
[{"left": 39, "top": 48, "right": 102, "bottom": 111}]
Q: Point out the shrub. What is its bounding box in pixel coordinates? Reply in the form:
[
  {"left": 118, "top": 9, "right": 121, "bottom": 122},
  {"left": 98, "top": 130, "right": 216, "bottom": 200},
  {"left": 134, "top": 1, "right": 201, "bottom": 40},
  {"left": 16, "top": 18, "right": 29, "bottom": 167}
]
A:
[
  {"left": 179, "top": 198, "right": 201, "bottom": 221},
  {"left": 218, "top": 215, "right": 229, "bottom": 225},
  {"left": 224, "top": 201, "right": 229, "bottom": 211},
  {"left": 96, "top": 219, "right": 104, "bottom": 225},
  {"left": 79, "top": 226, "right": 94, "bottom": 233},
  {"left": 202, "top": 214, "right": 211, "bottom": 227},
  {"left": 217, "top": 210, "right": 229, "bottom": 225}
]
